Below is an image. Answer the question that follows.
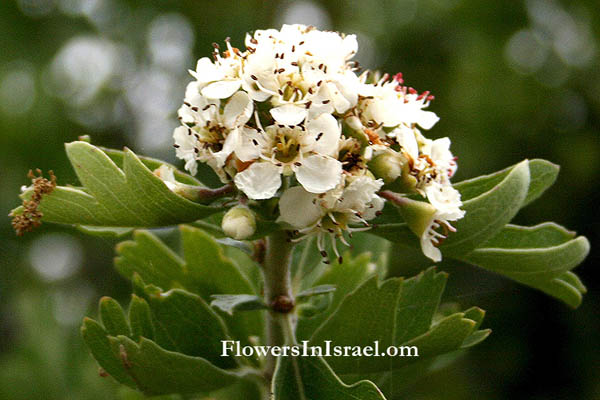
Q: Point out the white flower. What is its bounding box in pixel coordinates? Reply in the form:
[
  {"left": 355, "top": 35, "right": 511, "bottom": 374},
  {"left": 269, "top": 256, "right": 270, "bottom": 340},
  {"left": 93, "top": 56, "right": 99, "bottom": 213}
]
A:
[
  {"left": 240, "top": 24, "right": 359, "bottom": 120},
  {"left": 174, "top": 89, "right": 253, "bottom": 178},
  {"left": 278, "top": 175, "right": 384, "bottom": 262},
  {"left": 233, "top": 113, "right": 343, "bottom": 199},
  {"left": 387, "top": 125, "right": 460, "bottom": 203},
  {"left": 420, "top": 205, "right": 465, "bottom": 262},
  {"left": 278, "top": 176, "right": 384, "bottom": 233},
  {"left": 358, "top": 79, "right": 439, "bottom": 130},
  {"left": 189, "top": 40, "right": 244, "bottom": 99}
]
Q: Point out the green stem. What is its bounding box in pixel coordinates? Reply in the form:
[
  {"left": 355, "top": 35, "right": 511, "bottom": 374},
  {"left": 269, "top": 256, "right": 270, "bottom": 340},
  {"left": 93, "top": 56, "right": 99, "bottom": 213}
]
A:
[{"left": 262, "top": 230, "right": 295, "bottom": 381}]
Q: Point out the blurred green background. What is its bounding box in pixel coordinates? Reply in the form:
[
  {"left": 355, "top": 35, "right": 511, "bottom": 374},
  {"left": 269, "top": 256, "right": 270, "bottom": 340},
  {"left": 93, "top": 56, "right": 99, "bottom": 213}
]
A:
[{"left": 0, "top": 0, "right": 598, "bottom": 399}]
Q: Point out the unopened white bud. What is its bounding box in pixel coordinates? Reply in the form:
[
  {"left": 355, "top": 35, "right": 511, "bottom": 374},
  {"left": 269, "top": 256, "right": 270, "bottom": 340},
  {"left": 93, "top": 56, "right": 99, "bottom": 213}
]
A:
[{"left": 222, "top": 205, "right": 256, "bottom": 240}]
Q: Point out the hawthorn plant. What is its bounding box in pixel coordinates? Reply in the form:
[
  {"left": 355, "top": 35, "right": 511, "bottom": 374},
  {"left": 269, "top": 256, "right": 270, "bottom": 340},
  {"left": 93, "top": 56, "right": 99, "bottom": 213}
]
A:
[{"left": 11, "top": 25, "right": 589, "bottom": 400}]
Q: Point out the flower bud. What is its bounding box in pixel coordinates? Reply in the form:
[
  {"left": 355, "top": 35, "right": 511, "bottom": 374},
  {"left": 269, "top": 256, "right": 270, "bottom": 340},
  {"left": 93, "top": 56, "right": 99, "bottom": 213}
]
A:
[
  {"left": 394, "top": 197, "right": 437, "bottom": 237},
  {"left": 221, "top": 205, "right": 256, "bottom": 240},
  {"left": 385, "top": 162, "right": 419, "bottom": 193},
  {"left": 369, "top": 152, "right": 402, "bottom": 184}
]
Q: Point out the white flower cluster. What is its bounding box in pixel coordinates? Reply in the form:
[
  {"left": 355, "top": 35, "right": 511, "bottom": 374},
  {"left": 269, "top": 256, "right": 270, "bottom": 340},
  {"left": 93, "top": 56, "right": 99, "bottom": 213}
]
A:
[{"left": 171, "top": 24, "right": 464, "bottom": 262}]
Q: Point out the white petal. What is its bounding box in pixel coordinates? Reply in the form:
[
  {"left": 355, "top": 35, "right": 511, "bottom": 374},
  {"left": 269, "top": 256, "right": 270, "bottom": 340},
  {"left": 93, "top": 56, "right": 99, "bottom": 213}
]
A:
[
  {"left": 335, "top": 73, "right": 359, "bottom": 109},
  {"left": 294, "top": 155, "right": 342, "bottom": 193},
  {"left": 235, "top": 127, "right": 266, "bottom": 162},
  {"left": 234, "top": 162, "right": 282, "bottom": 200},
  {"left": 173, "top": 126, "right": 195, "bottom": 151},
  {"left": 183, "top": 81, "right": 202, "bottom": 100},
  {"left": 212, "top": 128, "right": 238, "bottom": 167},
  {"left": 421, "top": 234, "right": 442, "bottom": 262},
  {"left": 415, "top": 110, "right": 440, "bottom": 130},
  {"left": 201, "top": 80, "right": 242, "bottom": 99},
  {"left": 342, "top": 34, "right": 358, "bottom": 58},
  {"left": 339, "top": 176, "right": 384, "bottom": 211},
  {"left": 430, "top": 137, "right": 452, "bottom": 161},
  {"left": 362, "top": 195, "right": 385, "bottom": 220},
  {"left": 192, "top": 57, "right": 224, "bottom": 83},
  {"left": 323, "top": 82, "right": 351, "bottom": 114},
  {"left": 270, "top": 104, "right": 308, "bottom": 126},
  {"left": 224, "top": 91, "right": 253, "bottom": 128},
  {"left": 306, "top": 113, "right": 340, "bottom": 156},
  {"left": 425, "top": 183, "right": 464, "bottom": 217},
  {"left": 184, "top": 158, "right": 198, "bottom": 176},
  {"left": 278, "top": 186, "right": 323, "bottom": 229},
  {"left": 395, "top": 126, "right": 419, "bottom": 160}
]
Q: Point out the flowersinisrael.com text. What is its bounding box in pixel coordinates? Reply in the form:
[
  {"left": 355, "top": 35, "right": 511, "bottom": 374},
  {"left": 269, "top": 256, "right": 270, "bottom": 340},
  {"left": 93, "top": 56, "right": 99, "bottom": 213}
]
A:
[{"left": 221, "top": 340, "right": 418, "bottom": 358}]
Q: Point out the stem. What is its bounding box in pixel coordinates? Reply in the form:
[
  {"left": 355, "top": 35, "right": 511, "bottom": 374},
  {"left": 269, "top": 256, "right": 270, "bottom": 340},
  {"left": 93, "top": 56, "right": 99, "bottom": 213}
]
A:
[
  {"left": 378, "top": 189, "right": 408, "bottom": 206},
  {"left": 262, "top": 230, "right": 295, "bottom": 380}
]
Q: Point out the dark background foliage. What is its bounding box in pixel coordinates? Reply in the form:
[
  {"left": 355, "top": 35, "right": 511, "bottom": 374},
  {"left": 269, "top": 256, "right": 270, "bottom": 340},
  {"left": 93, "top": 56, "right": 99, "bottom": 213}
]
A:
[{"left": 0, "top": 0, "right": 598, "bottom": 398}]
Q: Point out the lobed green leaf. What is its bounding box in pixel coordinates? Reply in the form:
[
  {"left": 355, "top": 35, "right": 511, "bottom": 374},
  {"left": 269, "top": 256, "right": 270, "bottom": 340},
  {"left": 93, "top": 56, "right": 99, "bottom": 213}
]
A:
[
  {"left": 82, "top": 297, "right": 255, "bottom": 396},
  {"left": 459, "top": 224, "right": 589, "bottom": 307},
  {"left": 12, "top": 141, "right": 223, "bottom": 229},
  {"left": 272, "top": 356, "right": 386, "bottom": 400},
  {"left": 115, "top": 226, "right": 264, "bottom": 346},
  {"left": 296, "top": 253, "right": 374, "bottom": 340},
  {"left": 132, "top": 285, "right": 236, "bottom": 369},
  {"left": 108, "top": 336, "right": 246, "bottom": 396},
  {"left": 309, "top": 268, "right": 487, "bottom": 375},
  {"left": 370, "top": 159, "right": 588, "bottom": 307}
]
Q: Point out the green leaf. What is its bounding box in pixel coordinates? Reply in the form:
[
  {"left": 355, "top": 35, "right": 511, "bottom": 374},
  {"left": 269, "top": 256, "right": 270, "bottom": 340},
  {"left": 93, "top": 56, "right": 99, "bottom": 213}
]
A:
[
  {"left": 368, "top": 159, "right": 588, "bottom": 306},
  {"left": 128, "top": 295, "right": 155, "bottom": 341},
  {"left": 394, "top": 268, "right": 447, "bottom": 344},
  {"left": 522, "top": 159, "right": 559, "bottom": 206},
  {"left": 200, "top": 379, "right": 263, "bottom": 400},
  {"left": 371, "top": 159, "right": 558, "bottom": 253},
  {"left": 476, "top": 222, "right": 575, "bottom": 248},
  {"left": 115, "top": 230, "right": 186, "bottom": 292},
  {"left": 438, "top": 159, "right": 531, "bottom": 255},
  {"left": 180, "top": 225, "right": 264, "bottom": 347},
  {"left": 134, "top": 284, "right": 236, "bottom": 369},
  {"left": 296, "top": 253, "right": 374, "bottom": 340},
  {"left": 81, "top": 318, "right": 136, "bottom": 388},
  {"left": 180, "top": 225, "right": 256, "bottom": 299},
  {"left": 210, "top": 295, "right": 267, "bottom": 315},
  {"left": 397, "top": 313, "right": 475, "bottom": 363},
  {"left": 13, "top": 141, "right": 223, "bottom": 229},
  {"left": 310, "top": 268, "right": 485, "bottom": 374},
  {"left": 372, "top": 159, "right": 531, "bottom": 256},
  {"left": 83, "top": 298, "right": 254, "bottom": 396},
  {"left": 461, "top": 328, "right": 492, "bottom": 348},
  {"left": 458, "top": 223, "right": 590, "bottom": 307},
  {"left": 100, "top": 297, "right": 131, "bottom": 337},
  {"left": 460, "top": 307, "right": 491, "bottom": 348},
  {"left": 272, "top": 356, "right": 385, "bottom": 400},
  {"left": 297, "top": 285, "right": 337, "bottom": 300},
  {"left": 110, "top": 336, "right": 246, "bottom": 396},
  {"left": 99, "top": 145, "right": 203, "bottom": 186},
  {"left": 115, "top": 227, "right": 264, "bottom": 346},
  {"left": 452, "top": 158, "right": 556, "bottom": 205},
  {"left": 77, "top": 225, "right": 134, "bottom": 237}
]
